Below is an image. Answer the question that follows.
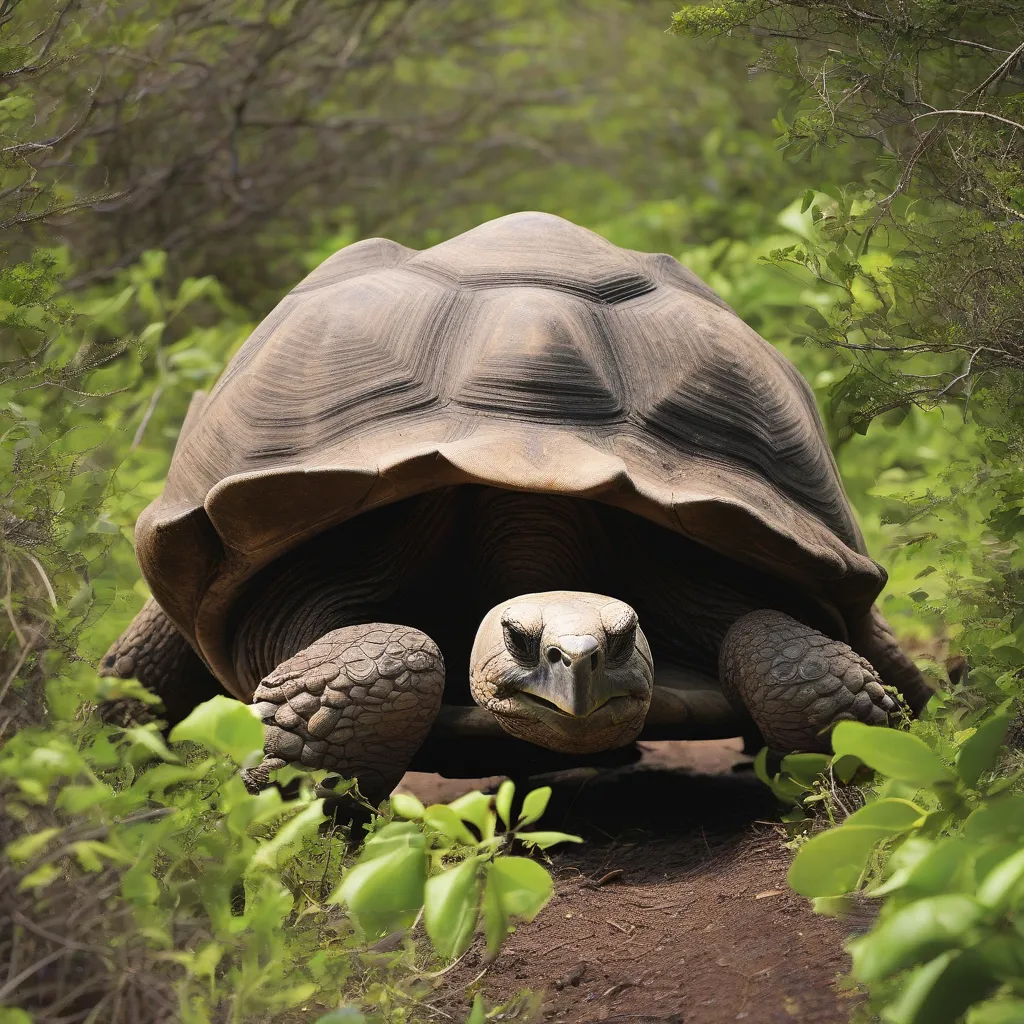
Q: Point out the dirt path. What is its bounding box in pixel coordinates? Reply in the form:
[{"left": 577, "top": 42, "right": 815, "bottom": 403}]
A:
[{"left": 398, "top": 741, "right": 860, "bottom": 1024}]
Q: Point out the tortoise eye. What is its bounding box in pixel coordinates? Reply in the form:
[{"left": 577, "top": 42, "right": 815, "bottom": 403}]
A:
[
  {"left": 605, "top": 615, "right": 638, "bottom": 667},
  {"left": 502, "top": 619, "right": 541, "bottom": 664}
]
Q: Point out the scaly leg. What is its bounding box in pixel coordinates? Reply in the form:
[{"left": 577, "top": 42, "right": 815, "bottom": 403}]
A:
[
  {"left": 718, "top": 609, "right": 901, "bottom": 754},
  {"left": 850, "top": 604, "right": 934, "bottom": 714},
  {"left": 241, "top": 623, "right": 445, "bottom": 806},
  {"left": 98, "top": 598, "right": 221, "bottom": 726}
]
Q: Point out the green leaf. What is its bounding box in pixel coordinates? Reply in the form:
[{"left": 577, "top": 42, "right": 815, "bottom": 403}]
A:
[
  {"left": 121, "top": 866, "right": 160, "bottom": 905},
  {"left": 518, "top": 786, "right": 551, "bottom": 826},
  {"left": 360, "top": 820, "right": 423, "bottom": 857},
  {"left": 515, "top": 831, "right": 583, "bottom": 850},
  {"left": 977, "top": 934, "right": 1024, "bottom": 982},
  {"left": 495, "top": 779, "right": 515, "bottom": 829},
  {"left": 331, "top": 824, "right": 426, "bottom": 936},
  {"left": 448, "top": 790, "right": 497, "bottom": 839},
  {"left": 5, "top": 826, "right": 62, "bottom": 864},
  {"left": 185, "top": 941, "right": 225, "bottom": 980},
  {"left": 248, "top": 799, "right": 325, "bottom": 872},
  {"left": 55, "top": 782, "right": 114, "bottom": 813},
  {"left": 169, "top": 695, "right": 265, "bottom": 764},
  {"left": 480, "top": 855, "right": 554, "bottom": 960},
  {"left": 422, "top": 805, "right": 478, "bottom": 846},
  {"left": 850, "top": 895, "right": 986, "bottom": 983},
  {"left": 424, "top": 858, "right": 481, "bottom": 958},
  {"left": 789, "top": 797, "right": 925, "bottom": 901},
  {"left": 769, "top": 773, "right": 812, "bottom": 804},
  {"left": 390, "top": 792, "right": 425, "bottom": 820},
  {"left": 881, "top": 949, "right": 997, "bottom": 1024},
  {"left": 18, "top": 863, "right": 60, "bottom": 890},
  {"left": 0, "top": 1008, "right": 35, "bottom": 1024},
  {"left": 788, "top": 824, "right": 894, "bottom": 897},
  {"left": 487, "top": 856, "right": 552, "bottom": 920},
  {"left": 870, "top": 838, "right": 968, "bottom": 898},
  {"left": 465, "top": 992, "right": 487, "bottom": 1024},
  {"left": 963, "top": 999, "right": 1024, "bottom": 1024},
  {"left": 831, "top": 722, "right": 955, "bottom": 787},
  {"left": 811, "top": 895, "right": 855, "bottom": 917},
  {"left": 123, "top": 724, "right": 181, "bottom": 764},
  {"left": 956, "top": 714, "right": 1012, "bottom": 788},
  {"left": 135, "top": 761, "right": 212, "bottom": 797},
  {"left": 976, "top": 847, "right": 1024, "bottom": 910},
  {"left": 844, "top": 798, "right": 927, "bottom": 830},
  {"left": 964, "top": 795, "right": 1024, "bottom": 842},
  {"left": 753, "top": 747, "right": 772, "bottom": 786},
  {"left": 482, "top": 863, "right": 509, "bottom": 960},
  {"left": 780, "top": 752, "right": 832, "bottom": 787}
]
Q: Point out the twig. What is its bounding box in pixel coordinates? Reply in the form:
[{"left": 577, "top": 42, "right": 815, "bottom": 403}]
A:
[
  {"left": 599, "top": 981, "right": 635, "bottom": 999},
  {"left": 581, "top": 869, "right": 625, "bottom": 889},
  {"left": 0, "top": 634, "right": 36, "bottom": 709},
  {"left": 26, "top": 554, "right": 58, "bottom": 609},
  {"left": 604, "top": 918, "right": 633, "bottom": 935},
  {"left": 0, "top": 946, "right": 70, "bottom": 1001},
  {"left": 419, "top": 947, "right": 473, "bottom": 979},
  {"left": 12, "top": 911, "right": 112, "bottom": 956},
  {"left": 130, "top": 386, "right": 163, "bottom": 451},
  {"left": 934, "top": 347, "right": 983, "bottom": 399},
  {"left": 910, "top": 109, "right": 1024, "bottom": 133},
  {"left": 3, "top": 560, "right": 26, "bottom": 648}
]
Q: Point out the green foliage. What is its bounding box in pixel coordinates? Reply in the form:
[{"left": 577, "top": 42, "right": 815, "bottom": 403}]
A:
[
  {"left": 0, "top": 692, "right": 568, "bottom": 1020},
  {"left": 782, "top": 719, "right": 1023, "bottom": 1023}
]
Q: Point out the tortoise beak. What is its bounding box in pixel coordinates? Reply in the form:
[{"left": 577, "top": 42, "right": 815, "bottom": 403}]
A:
[{"left": 519, "top": 634, "right": 610, "bottom": 717}]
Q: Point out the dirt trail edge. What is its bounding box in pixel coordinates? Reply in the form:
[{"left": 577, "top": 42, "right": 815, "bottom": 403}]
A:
[{"left": 398, "top": 740, "right": 862, "bottom": 1024}]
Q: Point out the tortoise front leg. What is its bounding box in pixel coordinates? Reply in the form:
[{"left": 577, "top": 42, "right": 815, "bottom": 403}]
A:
[
  {"left": 98, "top": 598, "right": 221, "bottom": 726},
  {"left": 718, "top": 609, "right": 902, "bottom": 754},
  {"left": 241, "top": 623, "right": 445, "bottom": 806},
  {"left": 850, "top": 604, "right": 935, "bottom": 714}
]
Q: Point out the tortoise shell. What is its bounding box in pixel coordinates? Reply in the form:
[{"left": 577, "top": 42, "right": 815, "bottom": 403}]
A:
[{"left": 136, "top": 212, "right": 884, "bottom": 698}]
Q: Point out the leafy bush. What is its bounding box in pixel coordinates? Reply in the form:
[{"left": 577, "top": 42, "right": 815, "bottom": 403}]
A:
[
  {"left": 780, "top": 718, "right": 1023, "bottom": 1024},
  {"left": 0, "top": 690, "right": 571, "bottom": 1022}
]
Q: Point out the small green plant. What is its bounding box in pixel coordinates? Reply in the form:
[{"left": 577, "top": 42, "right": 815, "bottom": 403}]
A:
[
  {"left": 783, "top": 718, "right": 1023, "bottom": 1024},
  {"left": 373, "top": 782, "right": 581, "bottom": 960},
  {"left": 0, "top": 691, "right": 574, "bottom": 1021}
]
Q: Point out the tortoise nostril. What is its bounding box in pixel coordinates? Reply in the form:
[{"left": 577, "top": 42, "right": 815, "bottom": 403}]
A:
[{"left": 546, "top": 647, "right": 562, "bottom": 664}]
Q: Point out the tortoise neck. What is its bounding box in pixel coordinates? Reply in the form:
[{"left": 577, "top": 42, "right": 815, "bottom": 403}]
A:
[{"left": 467, "top": 488, "right": 606, "bottom": 613}]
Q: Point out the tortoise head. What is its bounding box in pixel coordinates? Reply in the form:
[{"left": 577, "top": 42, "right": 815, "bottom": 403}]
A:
[{"left": 469, "top": 592, "right": 654, "bottom": 754}]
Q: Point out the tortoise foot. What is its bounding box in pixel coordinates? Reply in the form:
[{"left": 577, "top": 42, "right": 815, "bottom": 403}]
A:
[
  {"left": 244, "top": 623, "right": 445, "bottom": 806},
  {"left": 719, "top": 610, "right": 902, "bottom": 753},
  {"left": 97, "top": 696, "right": 157, "bottom": 728}
]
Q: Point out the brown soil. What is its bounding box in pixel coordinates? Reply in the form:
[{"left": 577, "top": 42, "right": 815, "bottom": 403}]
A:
[{"left": 397, "top": 740, "right": 861, "bottom": 1024}]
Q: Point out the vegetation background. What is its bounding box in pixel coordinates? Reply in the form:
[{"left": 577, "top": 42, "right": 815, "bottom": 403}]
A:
[{"left": 0, "top": 0, "right": 1021, "bottom": 1021}]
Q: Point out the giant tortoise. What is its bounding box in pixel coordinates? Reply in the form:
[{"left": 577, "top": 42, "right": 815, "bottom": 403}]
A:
[{"left": 100, "top": 212, "right": 932, "bottom": 803}]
